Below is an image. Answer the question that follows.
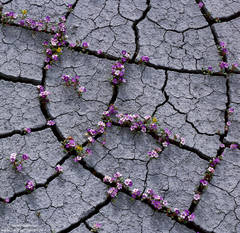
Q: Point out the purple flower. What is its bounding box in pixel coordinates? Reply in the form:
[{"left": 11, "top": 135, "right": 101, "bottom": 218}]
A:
[
  {"left": 198, "top": 2, "right": 204, "bottom": 8},
  {"left": 37, "top": 85, "right": 45, "bottom": 92},
  {"left": 62, "top": 75, "right": 70, "bottom": 82},
  {"left": 24, "top": 128, "right": 31, "bottom": 134},
  {"left": 25, "top": 180, "right": 35, "bottom": 191},
  {"left": 208, "top": 66, "right": 213, "bottom": 71},
  {"left": 229, "top": 107, "right": 234, "bottom": 113},
  {"left": 151, "top": 200, "right": 162, "bottom": 210},
  {"left": 146, "top": 188, "right": 154, "bottom": 196},
  {"left": 108, "top": 187, "right": 118, "bottom": 198},
  {"left": 219, "top": 61, "right": 229, "bottom": 69},
  {"left": 106, "top": 122, "right": 112, "bottom": 127},
  {"left": 55, "top": 164, "right": 63, "bottom": 173},
  {"left": 230, "top": 144, "right": 238, "bottom": 149},
  {"left": 117, "top": 183, "right": 123, "bottom": 190},
  {"left": 45, "top": 16, "right": 51, "bottom": 22},
  {"left": 52, "top": 54, "right": 58, "bottom": 61},
  {"left": 5, "top": 198, "right": 10, "bottom": 203},
  {"left": 69, "top": 43, "right": 76, "bottom": 48},
  {"left": 68, "top": 139, "right": 76, "bottom": 148},
  {"left": 140, "top": 56, "right": 150, "bottom": 62},
  {"left": 114, "top": 172, "right": 122, "bottom": 178},
  {"left": 219, "top": 41, "right": 226, "bottom": 48},
  {"left": 22, "top": 154, "right": 29, "bottom": 160},
  {"left": 74, "top": 156, "right": 82, "bottom": 162},
  {"left": 78, "top": 86, "right": 86, "bottom": 94},
  {"left": 19, "top": 20, "right": 25, "bottom": 26},
  {"left": 16, "top": 164, "right": 23, "bottom": 171},
  {"left": 188, "top": 213, "right": 195, "bottom": 221},
  {"left": 85, "top": 148, "right": 92, "bottom": 155},
  {"left": 82, "top": 42, "right": 89, "bottom": 49},
  {"left": 132, "top": 188, "right": 141, "bottom": 198},
  {"left": 97, "top": 50, "right": 102, "bottom": 55},
  {"left": 10, "top": 153, "right": 17, "bottom": 162},
  {"left": 124, "top": 178, "right": 133, "bottom": 187},
  {"left": 200, "top": 179, "right": 208, "bottom": 186}
]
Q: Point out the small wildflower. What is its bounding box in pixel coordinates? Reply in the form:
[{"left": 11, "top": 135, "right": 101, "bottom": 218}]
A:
[
  {"left": 188, "top": 213, "right": 195, "bottom": 221},
  {"left": 132, "top": 188, "right": 141, "bottom": 198},
  {"left": 74, "top": 156, "right": 82, "bottom": 162},
  {"left": 97, "top": 50, "right": 102, "bottom": 55},
  {"left": 47, "top": 120, "right": 55, "bottom": 126},
  {"left": 22, "top": 154, "right": 29, "bottom": 160},
  {"left": 219, "top": 61, "right": 229, "bottom": 69},
  {"left": 207, "top": 167, "right": 215, "bottom": 173},
  {"left": 10, "top": 153, "right": 17, "bottom": 162},
  {"left": 25, "top": 180, "right": 35, "bottom": 191},
  {"left": 23, "top": 128, "right": 31, "bottom": 134},
  {"left": 230, "top": 144, "right": 238, "bottom": 149},
  {"left": 140, "top": 56, "right": 150, "bottom": 63},
  {"left": 108, "top": 187, "right": 118, "bottom": 198},
  {"left": 124, "top": 178, "right": 133, "bottom": 187},
  {"left": 78, "top": 86, "right": 86, "bottom": 96},
  {"left": 5, "top": 198, "right": 10, "bottom": 203},
  {"left": 82, "top": 42, "right": 89, "bottom": 49},
  {"left": 55, "top": 164, "right": 63, "bottom": 173},
  {"left": 194, "top": 193, "right": 200, "bottom": 201},
  {"left": 103, "top": 175, "right": 112, "bottom": 183},
  {"left": 200, "top": 179, "right": 208, "bottom": 186},
  {"left": 198, "top": 2, "right": 204, "bottom": 8},
  {"left": 229, "top": 107, "right": 234, "bottom": 113},
  {"left": 16, "top": 164, "right": 23, "bottom": 171},
  {"left": 91, "top": 223, "right": 102, "bottom": 232},
  {"left": 117, "top": 183, "right": 123, "bottom": 190},
  {"left": 180, "top": 137, "right": 185, "bottom": 145}
]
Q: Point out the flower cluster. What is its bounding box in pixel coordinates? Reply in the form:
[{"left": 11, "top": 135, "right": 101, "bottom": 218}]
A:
[
  {"left": 25, "top": 180, "right": 35, "bottom": 192},
  {"left": 193, "top": 155, "right": 222, "bottom": 204},
  {"left": 115, "top": 114, "right": 184, "bottom": 148},
  {"left": 43, "top": 16, "right": 67, "bottom": 69},
  {"left": 0, "top": 11, "right": 18, "bottom": 23},
  {"left": 61, "top": 74, "right": 86, "bottom": 97},
  {"left": 10, "top": 153, "right": 29, "bottom": 172},
  {"left": 61, "top": 136, "right": 91, "bottom": 162},
  {"left": 218, "top": 41, "right": 228, "bottom": 56},
  {"left": 85, "top": 105, "right": 117, "bottom": 145},
  {"left": 110, "top": 50, "right": 130, "bottom": 85},
  {"left": 147, "top": 148, "right": 162, "bottom": 159},
  {"left": 103, "top": 172, "right": 195, "bottom": 223},
  {"left": 37, "top": 85, "right": 50, "bottom": 103}
]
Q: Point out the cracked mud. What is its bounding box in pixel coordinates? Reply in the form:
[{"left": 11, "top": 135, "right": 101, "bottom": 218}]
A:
[{"left": 0, "top": 0, "right": 240, "bottom": 233}]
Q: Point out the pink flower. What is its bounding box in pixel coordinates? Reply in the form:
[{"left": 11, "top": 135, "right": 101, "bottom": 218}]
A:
[
  {"left": 47, "top": 120, "right": 55, "bottom": 126},
  {"left": 194, "top": 193, "right": 200, "bottom": 201}
]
